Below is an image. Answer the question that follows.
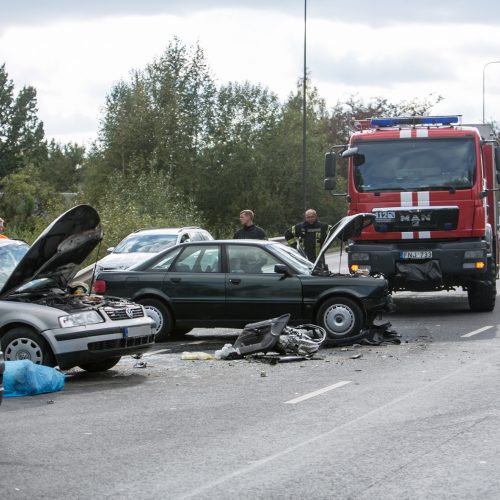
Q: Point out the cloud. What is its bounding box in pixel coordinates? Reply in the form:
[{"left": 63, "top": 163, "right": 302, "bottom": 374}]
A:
[{"left": 4, "top": 0, "right": 500, "bottom": 29}]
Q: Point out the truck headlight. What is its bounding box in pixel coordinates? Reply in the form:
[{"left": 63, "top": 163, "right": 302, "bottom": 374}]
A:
[{"left": 59, "top": 311, "right": 104, "bottom": 328}]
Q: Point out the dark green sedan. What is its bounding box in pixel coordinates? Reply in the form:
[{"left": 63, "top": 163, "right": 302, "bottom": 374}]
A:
[{"left": 94, "top": 214, "right": 392, "bottom": 345}]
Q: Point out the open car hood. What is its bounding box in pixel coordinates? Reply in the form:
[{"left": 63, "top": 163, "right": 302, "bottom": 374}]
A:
[
  {"left": 312, "top": 213, "right": 375, "bottom": 273},
  {"left": 0, "top": 204, "right": 103, "bottom": 298}
]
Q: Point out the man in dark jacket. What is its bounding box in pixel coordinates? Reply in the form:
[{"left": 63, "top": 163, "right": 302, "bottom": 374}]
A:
[
  {"left": 233, "top": 209, "right": 267, "bottom": 240},
  {"left": 285, "top": 209, "right": 332, "bottom": 264}
]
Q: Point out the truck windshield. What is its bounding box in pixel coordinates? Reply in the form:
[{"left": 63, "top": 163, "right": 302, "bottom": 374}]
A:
[{"left": 352, "top": 137, "right": 477, "bottom": 192}]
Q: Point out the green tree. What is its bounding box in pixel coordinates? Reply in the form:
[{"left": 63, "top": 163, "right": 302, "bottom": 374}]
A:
[
  {"left": 39, "top": 140, "right": 85, "bottom": 192},
  {"left": 0, "top": 63, "right": 46, "bottom": 179},
  {"left": 198, "top": 81, "right": 281, "bottom": 236}
]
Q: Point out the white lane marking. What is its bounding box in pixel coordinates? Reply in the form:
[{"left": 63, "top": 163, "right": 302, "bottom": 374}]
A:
[
  {"left": 143, "top": 348, "right": 171, "bottom": 357},
  {"left": 284, "top": 381, "right": 352, "bottom": 404},
  {"left": 461, "top": 326, "right": 494, "bottom": 338},
  {"left": 187, "top": 340, "right": 206, "bottom": 345}
]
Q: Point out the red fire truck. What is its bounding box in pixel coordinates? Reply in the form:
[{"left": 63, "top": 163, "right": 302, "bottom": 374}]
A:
[{"left": 325, "top": 116, "right": 499, "bottom": 312}]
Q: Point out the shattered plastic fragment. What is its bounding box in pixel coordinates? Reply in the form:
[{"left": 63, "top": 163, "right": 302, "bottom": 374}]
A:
[
  {"left": 181, "top": 352, "right": 214, "bottom": 360},
  {"left": 214, "top": 344, "right": 240, "bottom": 360}
]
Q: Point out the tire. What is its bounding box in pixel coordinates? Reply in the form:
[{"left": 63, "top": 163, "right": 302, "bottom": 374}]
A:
[
  {"left": 468, "top": 258, "right": 497, "bottom": 312},
  {"left": 1, "top": 327, "right": 56, "bottom": 366},
  {"left": 78, "top": 357, "right": 121, "bottom": 372},
  {"left": 316, "top": 296, "right": 366, "bottom": 346},
  {"left": 137, "top": 298, "right": 173, "bottom": 341}
]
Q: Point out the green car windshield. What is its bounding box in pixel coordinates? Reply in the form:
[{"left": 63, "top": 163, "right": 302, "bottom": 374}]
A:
[{"left": 272, "top": 244, "right": 313, "bottom": 274}]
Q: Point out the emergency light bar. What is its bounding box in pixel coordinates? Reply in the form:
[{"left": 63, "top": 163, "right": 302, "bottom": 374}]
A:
[{"left": 370, "top": 115, "right": 461, "bottom": 127}]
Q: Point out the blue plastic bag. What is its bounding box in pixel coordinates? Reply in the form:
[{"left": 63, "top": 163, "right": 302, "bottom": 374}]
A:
[{"left": 4, "top": 360, "right": 65, "bottom": 397}]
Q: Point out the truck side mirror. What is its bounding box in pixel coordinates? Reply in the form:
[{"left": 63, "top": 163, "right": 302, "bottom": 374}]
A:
[
  {"left": 324, "top": 152, "right": 336, "bottom": 191},
  {"left": 325, "top": 152, "right": 336, "bottom": 177},
  {"left": 324, "top": 178, "right": 337, "bottom": 190}
]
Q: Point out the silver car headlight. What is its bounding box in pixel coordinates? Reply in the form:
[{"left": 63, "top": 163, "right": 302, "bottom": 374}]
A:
[{"left": 59, "top": 311, "right": 104, "bottom": 328}]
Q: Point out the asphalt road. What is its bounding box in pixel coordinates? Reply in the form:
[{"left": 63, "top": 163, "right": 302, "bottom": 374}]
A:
[{"left": 2, "top": 254, "right": 500, "bottom": 499}]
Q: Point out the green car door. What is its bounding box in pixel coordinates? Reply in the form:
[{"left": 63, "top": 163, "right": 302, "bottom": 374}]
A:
[
  {"left": 163, "top": 244, "right": 226, "bottom": 321},
  {"left": 225, "top": 244, "right": 303, "bottom": 323}
]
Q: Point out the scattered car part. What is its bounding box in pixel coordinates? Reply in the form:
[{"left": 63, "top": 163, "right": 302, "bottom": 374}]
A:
[{"left": 216, "top": 314, "right": 326, "bottom": 360}]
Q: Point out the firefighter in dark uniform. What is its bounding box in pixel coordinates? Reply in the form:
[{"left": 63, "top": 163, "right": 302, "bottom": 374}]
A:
[{"left": 285, "top": 209, "right": 332, "bottom": 266}]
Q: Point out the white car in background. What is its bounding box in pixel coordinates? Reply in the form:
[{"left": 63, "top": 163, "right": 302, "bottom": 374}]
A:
[{"left": 95, "top": 227, "right": 214, "bottom": 273}]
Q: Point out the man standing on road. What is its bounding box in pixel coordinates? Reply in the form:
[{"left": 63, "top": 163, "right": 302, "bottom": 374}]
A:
[
  {"left": 285, "top": 209, "right": 331, "bottom": 265},
  {"left": 233, "top": 209, "right": 267, "bottom": 240}
]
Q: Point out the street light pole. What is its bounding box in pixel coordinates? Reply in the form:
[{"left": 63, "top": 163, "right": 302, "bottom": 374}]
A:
[
  {"left": 302, "top": 0, "right": 307, "bottom": 211},
  {"left": 482, "top": 60, "right": 500, "bottom": 123}
]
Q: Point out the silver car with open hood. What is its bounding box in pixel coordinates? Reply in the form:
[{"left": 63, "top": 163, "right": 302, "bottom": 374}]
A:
[{"left": 0, "top": 205, "right": 155, "bottom": 372}]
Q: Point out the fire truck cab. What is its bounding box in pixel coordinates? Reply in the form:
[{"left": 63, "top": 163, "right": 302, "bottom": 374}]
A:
[{"left": 325, "top": 115, "right": 499, "bottom": 312}]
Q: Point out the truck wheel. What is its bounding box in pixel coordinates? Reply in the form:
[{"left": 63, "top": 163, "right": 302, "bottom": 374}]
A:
[
  {"left": 468, "top": 258, "right": 497, "bottom": 312},
  {"left": 316, "top": 297, "right": 367, "bottom": 346},
  {"left": 78, "top": 357, "right": 121, "bottom": 372},
  {"left": 137, "top": 298, "right": 173, "bottom": 341},
  {"left": 1, "top": 328, "right": 56, "bottom": 366}
]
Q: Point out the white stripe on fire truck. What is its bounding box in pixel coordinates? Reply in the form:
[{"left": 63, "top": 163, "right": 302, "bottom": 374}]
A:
[
  {"left": 417, "top": 191, "right": 429, "bottom": 206},
  {"left": 401, "top": 192, "right": 412, "bottom": 207},
  {"left": 416, "top": 128, "right": 429, "bottom": 137},
  {"left": 417, "top": 191, "right": 430, "bottom": 239},
  {"left": 400, "top": 129, "right": 412, "bottom": 138},
  {"left": 400, "top": 192, "right": 414, "bottom": 239}
]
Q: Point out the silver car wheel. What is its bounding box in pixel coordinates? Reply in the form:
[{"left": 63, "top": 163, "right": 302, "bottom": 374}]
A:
[
  {"left": 5, "top": 337, "right": 44, "bottom": 364},
  {"left": 323, "top": 304, "right": 355, "bottom": 336},
  {"left": 143, "top": 305, "right": 164, "bottom": 335}
]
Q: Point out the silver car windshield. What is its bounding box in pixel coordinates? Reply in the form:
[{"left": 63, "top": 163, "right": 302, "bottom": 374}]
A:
[
  {"left": 114, "top": 234, "right": 177, "bottom": 254},
  {"left": 0, "top": 240, "right": 30, "bottom": 290},
  {"left": 271, "top": 243, "right": 313, "bottom": 274}
]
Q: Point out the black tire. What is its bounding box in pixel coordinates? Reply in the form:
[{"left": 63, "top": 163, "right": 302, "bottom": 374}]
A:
[
  {"left": 468, "top": 258, "right": 497, "bottom": 312},
  {"left": 137, "top": 298, "right": 173, "bottom": 341},
  {"left": 1, "top": 327, "right": 56, "bottom": 366},
  {"left": 316, "top": 296, "right": 366, "bottom": 346},
  {"left": 78, "top": 357, "right": 121, "bottom": 372}
]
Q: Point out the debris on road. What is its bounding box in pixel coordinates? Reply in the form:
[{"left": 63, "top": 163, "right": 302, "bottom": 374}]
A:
[
  {"left": 181, "top": 352, "right": 214, "bottom": 360},
  {"left": 215, "top": 314, "right": 326, "bottom": 361},
  {"left": 133, "top": 361, "right": 148, "bottom": 368},
  {"left": 360, "top": 322, "right": 401, "bottom": 345}
]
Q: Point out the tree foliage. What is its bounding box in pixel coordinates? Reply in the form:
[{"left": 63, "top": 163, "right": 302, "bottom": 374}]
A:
[{"left": 0, "top": 64, "right": 46, "bottom": 179}]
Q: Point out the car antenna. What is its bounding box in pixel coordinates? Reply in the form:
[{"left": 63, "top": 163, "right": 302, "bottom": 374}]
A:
[{"left": 88, "top": 239, "right": 103, "bottom": 294}]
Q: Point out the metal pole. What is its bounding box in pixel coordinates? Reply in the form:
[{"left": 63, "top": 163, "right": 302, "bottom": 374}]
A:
[
  {"left": 302, "top": 0, "right": 307, "bottom": 211},
  {"left": 482, "top": 60, "right": 500, "bottom": 123}
]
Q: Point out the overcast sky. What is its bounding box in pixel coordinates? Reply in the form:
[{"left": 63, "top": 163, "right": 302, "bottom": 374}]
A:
[{"left": 2, "top": 0, "right": 500, "bottom": 145}]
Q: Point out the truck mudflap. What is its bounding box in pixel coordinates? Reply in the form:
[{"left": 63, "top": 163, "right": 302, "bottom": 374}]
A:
[{"left": 395, "top": 260, "right": 443, "bottom": 291}]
